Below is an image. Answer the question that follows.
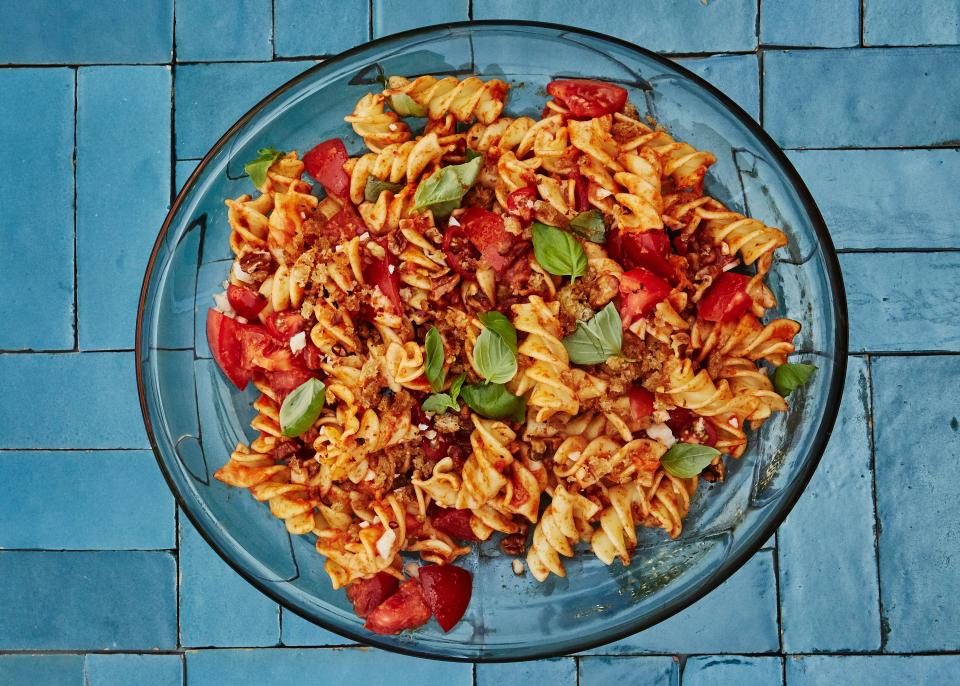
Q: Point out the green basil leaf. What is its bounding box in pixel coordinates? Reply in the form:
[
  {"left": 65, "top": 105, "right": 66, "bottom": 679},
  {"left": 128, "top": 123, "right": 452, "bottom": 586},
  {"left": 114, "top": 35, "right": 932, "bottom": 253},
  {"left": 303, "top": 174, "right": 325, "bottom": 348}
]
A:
[
  {"left": 244, "top": 147, "right": 284, "bottom": 189},
  {"left": 449, "top": 373, "right": 467, "bottom": 403},
  {"left": 461, "top": 383, "right": 527, "bottom": 423},
  {"left": 532, "top": 222, "right": 588, "bottom": 281},
  {"left": 424, "top": 326, "right": 445, "bottom": 392},
  {"left": 364, "top": 175, "right": 405, "bottom": 203},
  {"left": 465, "top": 148, "right": 483, "bottom": 162},
  {"left": 773, "top": 362, "right": 817, "bottom": 397},
  {"left": 478, "top": 311, "right": 518, "bottom": 356},
  {"left": 568, "top": 210, "right": 607, "bottom": 243},
  {"left": 388, "top": 92, "right": 427, "bottom": 117},
  {"left": 473, "top": 327, "right": 518, "bottom": 384},
  {"left": 412, "top": 156, "right": 482, "bottom": 216},
  {"left": 562, "top": 302, "right": 623, "bottom": 365},
  {"left": 279, "top": 378, "right": 326, "bottom": 437},
  {"left": 422, "top": 393, "right": 459, "bottom": 415},
  {"left": 660, "top": 442, "right": 721, "bottom": 478}
]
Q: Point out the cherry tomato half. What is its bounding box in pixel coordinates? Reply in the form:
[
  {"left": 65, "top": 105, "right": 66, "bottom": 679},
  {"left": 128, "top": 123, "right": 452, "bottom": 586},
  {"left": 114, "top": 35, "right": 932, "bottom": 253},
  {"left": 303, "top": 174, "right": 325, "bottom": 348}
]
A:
[
  {"left": 618, "top": 267, "right": 671, "bottom": 328},
  {"left": 698, "top": 271, "right": 752, "bottom": 323},
  {"left": 547, "top": 79, "right": 628, "bottom": 118},
  {"left": 303, "top": 138, "right": 349, "bottom": 198}
]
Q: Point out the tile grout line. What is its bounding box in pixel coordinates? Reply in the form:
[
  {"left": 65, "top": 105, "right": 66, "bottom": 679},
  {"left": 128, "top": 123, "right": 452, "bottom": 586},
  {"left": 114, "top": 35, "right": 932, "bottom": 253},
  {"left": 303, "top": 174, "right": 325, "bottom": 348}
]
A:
[
  {"left": 772, "top": 532, "right": 784, "bottom": 656},
  {"left": 865, "top": 355, "right": 888, "bottom": 652},
  {"left": 72, "top": 67, "right": 79, "bottom": 353},
  {"left": 860, "top": 0, "right": 866, "bottom": 47},
  {"left": 271, "top": 0, "right": 277, "bottom": 60}
]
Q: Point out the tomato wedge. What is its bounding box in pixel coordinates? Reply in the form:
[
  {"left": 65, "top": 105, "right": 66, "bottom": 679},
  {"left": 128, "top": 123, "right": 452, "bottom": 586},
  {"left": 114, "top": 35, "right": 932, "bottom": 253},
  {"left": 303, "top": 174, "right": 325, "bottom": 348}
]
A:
[
  {"left": 442, "top": 225, "right": 481, "bottom": 280},
  {"left": 226, "top": 284, "right": 267, "bottom": 320},
  {"left": 418, "top": 564, "right": 473, "bottom": 633},
  {"left": 325, "top": 203, "right": 368, "bottom": 240},
  {"left": 461, "top": 206, "right": 517, "bottom": 273},
  {"left": 666, "top": 408, "right": 718, "bottom": 447},
  {"left": 206, "top": 309, "right": 252, "bottom": 390},
  {"left": 505, "top": 187, "right": 537, "bottom": 223},
  {"left": 618, "top": 267, "right": 671, "bottom": 328},
  {"left": 608, "top": 230, "right": 672, "bottom": 279},
  {"left": 363, "top": 240, "right": 403, "bottom": 314},
  {"left": 238, "top": 325, "right": 298, "bottom": 372},
  {"left": 255, "top": 368, "right": 315, "bottom": 400},
  {"left": 698, "top": 271, "right": 752, "bottom": 323},
  {"left": 628, "top": 387, "right": 655, "bottom": 421},
  {"left": 431, "top": 508, "right": 480, "bottom": 542},
  {"left": 346, "top": 572, "right": 400, "bottom": 619},
  {"left": 303, "top": 138, "right": 349, "bottom": 198},
  {"left": 364, "top": 579, "right": 432, "bottom": 635},
  {"left": 266, "top": 311, "right": 308, "bottom": 340},
  {"left": 547, "top": 79, "right": 628, "bottom": 118}
]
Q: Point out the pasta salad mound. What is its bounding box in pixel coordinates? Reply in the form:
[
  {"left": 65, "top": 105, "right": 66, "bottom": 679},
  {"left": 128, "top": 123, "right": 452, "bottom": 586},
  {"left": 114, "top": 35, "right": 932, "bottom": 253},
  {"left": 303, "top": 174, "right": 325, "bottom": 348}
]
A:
[{"left": 207, "top": 75, "right": 813, "bottom": 636}]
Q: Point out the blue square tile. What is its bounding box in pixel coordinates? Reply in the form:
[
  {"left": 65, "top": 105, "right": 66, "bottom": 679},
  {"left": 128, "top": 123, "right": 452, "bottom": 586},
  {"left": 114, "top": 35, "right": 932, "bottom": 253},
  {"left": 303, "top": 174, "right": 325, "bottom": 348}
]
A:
[
  {"left": 176, "top": 0, "right": 273, "bottom": 62},
  {"left": 473, "top": 0, "right": 758, "bottom": 53},
  {"left": 677, "top": 54, "right": 760, "bottom": 121},
  {"left": 0, "top": 1, "right": 173, "bottom": 64},
  {"left": 873, "top": 356, "right": 960, "bottom": 651},
  {"left": 778, "top": 357, "right": 881, "bottom": 652},
  {"left": 274, "top": 0, "right": 369, "bottom": 57},
  {"left": 175, "top": 60, "right": 316, "bottom": 159},
  {"left": 579, "top": 656, "right": 678, "bottom": 686},
  {"left": 0, "top": 551, "right": 176, "bottom": 649},
  {"left": 77, "top": 66, "right": 171, "bottom": 350},
  {"left": 865, "top": 1, "right": 960, "bottom": 46},
  {"left": 764, "top": 48, "right": 960, "bottom": 148},
  {"left": 0, "top": 655, "right": 83, "bottom": 686},
  {"left": 0, "top": 352, "right": 148, "bottom": 449},
  {"left": 581, "top": 551, "right": 778, "bottom": 654},
  {"left": 179, "top": 514, "right": 280, "bottom": 647},
  {"left": 841, "top": 253, "right": 960, "bottom": 353},
  {"left": 280, "top": 608, "right": 353, "bottom": 646},
  {"left": 0, "top": 68, "right": 75, "bottom": 350},
  {"left": 786, "top": 655, "right": 960, "bottom": 685},
  {"left": 0, "top": 450, "right": 174, "bottom": 550},
  {"left": 85, "top": 654, "right": 182, "bottom": 686},
  {"left": 683, "top": 656, "right": 783, "bottom": 686},
  {"left": 477, "top": 658, "right": 577, "bottom": 686},
  {"left": 373, "top": 0, "right": 469, "bottom": 38},
  {"left": 761, "top": 0, "right": 860, "bottom": 47},
  {"left": 787, "top": 150, "right": 960, "bottom": 250}
]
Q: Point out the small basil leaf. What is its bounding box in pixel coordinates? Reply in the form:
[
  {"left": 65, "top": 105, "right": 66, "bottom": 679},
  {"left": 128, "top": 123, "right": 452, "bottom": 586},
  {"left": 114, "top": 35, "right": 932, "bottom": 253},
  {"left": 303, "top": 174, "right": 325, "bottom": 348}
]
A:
[
  {"left": 532, "top": 222, "right": 588, "bottom": 281},
  {"left": 449, "top": 373, "right": 467, "bottom": 403},
  {"left": 279, "top": 378, "right": 326, "bottom": 437},
  {"left": 568, "top": 210, "right": 606, "bottom": 243},
  {"left": 478, "top": 311, "right": 518, "bottom": 356},
  {"left": 244, "top": 147, "right": 284, "bottom": 189},
  {"left": 364, "top": 176, "right": 405, "bottom": 203},
  {"left": 388, "top": 92, "right": 427, "bottom": 117},
  {"left": 473, "top": 327, "right": 518, "bottom": 384},
  {"left": 773, "top": 363, "right": 817, "bottom": 397},
  {"left": 660, "top": 442, "right": 721, "bottom": 478},
  {"left": 562, "top": 302, "right": 623, "bottom": 365},
  {"left": 461, "top": 383, "right": 527, "bottom": 423},
  {"left": 424, "top": 326, "right": 445, "bottom": 392},
  {"left": 465, "top": 148, "right": 483, "bottom": 162},
  {"left": 412, "top": 156, "right": 483, "bottom": 216},
  {"left": 422, "top": 393, "right": 459, "bottom": 415}
]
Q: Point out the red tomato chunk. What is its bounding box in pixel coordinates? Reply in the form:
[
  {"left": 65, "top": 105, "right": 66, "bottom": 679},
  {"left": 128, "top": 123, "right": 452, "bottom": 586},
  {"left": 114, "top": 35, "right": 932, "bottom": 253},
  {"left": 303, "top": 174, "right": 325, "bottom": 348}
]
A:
[
  {"left": 698, "top": 271, "right": 752, "bottom": 323},
  {"left": 547, "top": 79, "right": 628, "bottom": 118},
  {"left": 431, "top": 508, "right": 480, "bottom": 541},
  {"left": 608, "top": 230, "right": 672, "bottom": 279},
  {"left": 206, "top": 309, "right": 251, "bottom": 390},
  {"left": 618, "top": 268, "right": 671, "bottom": 328},
  {"left": 303, "top": 138, "right": 349, "bottom": 198},
  {"left": 505, "top": 187, "right": 537, "bottom": 222},
  {"left": 460, "top": 206, "right": 517, "bottom": 273},
  {"left": 362, "top": 240, "right": 403, "bottom": 314},
  {"left": 346, "top": 572, "right": 400, "bottom": 619},
  {"left": 266, "top": 311, "right": 308, "bottom": 340},
  {"left": 226, "top": 284, "right": 267, "bottom": 320},
  {"left": 418, "top": 564, "right": 473, "bottom": 633},
  {"left": 628, "top": 386, "right": 655, "bottom": 421},
  {"left": 364, "top": 579, "right": 432, "bottom": 635}
]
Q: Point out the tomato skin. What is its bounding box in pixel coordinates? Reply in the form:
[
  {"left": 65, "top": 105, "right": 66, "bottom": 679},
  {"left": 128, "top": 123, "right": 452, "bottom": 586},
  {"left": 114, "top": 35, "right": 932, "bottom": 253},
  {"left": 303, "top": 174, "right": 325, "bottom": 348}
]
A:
[
  {"left": 698, "top": 271, "right": 752, "bottom": 323},
  {"left": 346, "top": 572, "right": 400, "bottom": 619},
  {"left": 303, "top": 138, "right": 349, "bottom": 198},
  {"left": 362, "top": 240, "right": 403, "bottom": 314},
  {"left": 628, "top": 387, "right": 655, "bottom": 421},
  {"left": 266, "top": 311, "right": 308, "bottom": 341},
  {"left": 431, "top": 508, "right": 480, "bottom": 541},
  {"left": 364, "top": 579, "right": 432, "bottom": 635},
  {"left": 325, "top": 203, "right": 368, "bottom": 240},
  {"left": 505, "top": 187, "right": 537, "bottom": 222},
  {"left": 206, "top": 309, "right": 252, "bottom": 390},
  {"left": 572, "top": 174, "right": 590, "bottom": 212},
  {"left": 666, "top": 408, "right": 718, "bottom": 447},
  {"left": 461, "top": 206, "right": 516, "bottom": 273},
  {"left": 608, "top": 230, "right": 672, "bottom": 279},
  {"left": 618, "top": 268, "right": 671, "bottom": 328},
  {"left": 226, "top": 284, "right": 267, "bottom": 320},
  {"left": 256, "top": 368, "right": 315, "bottom": 400},
  {"left": 547, "top": 79, "right": 629, "bottom": 118},
  {"left": 418, "top": 564, "right": 473, "bottom": 633},
  {"left": 442, "top": 226, "right": 480, "bottom": 280}
]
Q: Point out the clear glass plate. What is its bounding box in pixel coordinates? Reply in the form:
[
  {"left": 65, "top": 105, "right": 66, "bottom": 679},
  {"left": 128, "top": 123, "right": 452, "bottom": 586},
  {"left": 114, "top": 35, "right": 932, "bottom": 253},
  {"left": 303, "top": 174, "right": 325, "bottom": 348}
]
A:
[{"left": 136, "top": 21, "right": 848, "bottom": 661}]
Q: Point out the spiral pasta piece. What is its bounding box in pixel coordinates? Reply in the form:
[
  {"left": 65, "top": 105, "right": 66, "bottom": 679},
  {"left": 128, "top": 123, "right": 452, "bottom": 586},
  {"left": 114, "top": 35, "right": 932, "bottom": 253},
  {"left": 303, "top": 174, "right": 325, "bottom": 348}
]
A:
[
  {"left": 385, "top": 75, "right": 510, "bottom": 124},
  {"left": 456, "top": 415, "right": 517, "bottom": 510},
  {"left": 691, "top": 314, "right": 801, "bottom": 366},
  {"left": 513, "top": 296, "right": 579, "bottom": 421},
  {"left": 615, "top": 113, "right": 716, "bottom": 193},
  {"left": 526, "top": 483, "right": 600, "bottom": 581},
  {"left": 225, "top": 193, "right": 272, "bottom": 254},
  {"left": 612, "top": 149, "right": 664, "bottom": 232},
  {"left": 345, "top": 93, "right": 412, "bottom": 152},
  {"left": 465, "top": 116, "right": 536, "bottom": 154},
  {"left": 346, "top": 132, "right": 452, "bottom": 205}
]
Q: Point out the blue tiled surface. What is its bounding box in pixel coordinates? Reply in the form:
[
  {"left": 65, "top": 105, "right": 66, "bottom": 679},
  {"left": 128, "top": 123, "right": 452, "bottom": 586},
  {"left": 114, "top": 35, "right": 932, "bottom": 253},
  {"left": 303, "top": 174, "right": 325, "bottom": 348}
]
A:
[{"left": 2, "top": 3, "right": 955, "bottom": 684}]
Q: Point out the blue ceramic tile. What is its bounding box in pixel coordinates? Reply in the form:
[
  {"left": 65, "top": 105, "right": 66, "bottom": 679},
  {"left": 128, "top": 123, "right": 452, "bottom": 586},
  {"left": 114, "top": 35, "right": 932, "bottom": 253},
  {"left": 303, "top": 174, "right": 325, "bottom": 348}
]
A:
[
  {"left": 761, "top": 0, "right": 860, "bottom": 47},
  {"left": 274, "top": 0, "right": 369, "bottom": 57},
  {"left": 85, "top": 654, "right": 182, "bottom": 686},
  {"left": 579, "top": 656, "right": 679, "bottom": 686},
  {"left": 0, "top": 1, "right": 172, "bottom": 64},
  {"left": 581, "top": 551, "right": 778, "bottom": 654},
  {"left": 280, "top": 608, "right": 353, "bottom": 646},
  {"left": 787, "top": 149, "right": 960, "bottom": 250},
  {"left": 474, "top": 0, "right": 758, "bottom": 53},
  {"left": 175, "top": 60, "right": 316, "bottom": 158},
  {"left": 778, "top": 357, "right": 881, "bottom": 652},
  {"left": 873, "top": 356, "right": 960, "bottom": 652},
  {"left": 0, "top": 353, "right": 148, "bottom": 449},
  {"left": 76, "top": 66, "right": 171, "bottom": 350},
  {"left": 683, "top": 656, "right": 783, "bottom": 685},
  {"left": 176, "top": 0, "right": 273, "bottom": 62},
  {"left": 0, "top": 450, "right": 174, "bottom": 550},
  {"left": 0, "top": 551, "right": 176, "bottom": 649},
  {"left": 764, "top": 48, "right": 960, "bottom": 148},
  {"left": 841, "top": 253, "right": 960, "bottom": 353},
  {"left": 0, "top": 655, "right": 83, "bottom": 686},
  {"left": 184, "top": 648, "right": 473, "bottom": 685},
  {"left": 477, "top": 658, "right": 577, "bottom": 686},
  {"left": 865, "top": 1, "right": 960, "bottom": 46},
  {"left": 677, "top": 54, "right": 760, "bottom": 121},
  {"left": 179, "top": 514, "right": 280, "bottom": 647},
  {"left": 786, "top": 655, "right": 960, "bottom": 685},
  {"left": 373, "top": 0, "right": 469, "bottom": 38},
  {"left": 0, "top": 68, "right": 75, "bottom": 350}
]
